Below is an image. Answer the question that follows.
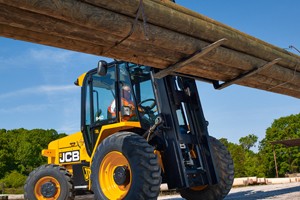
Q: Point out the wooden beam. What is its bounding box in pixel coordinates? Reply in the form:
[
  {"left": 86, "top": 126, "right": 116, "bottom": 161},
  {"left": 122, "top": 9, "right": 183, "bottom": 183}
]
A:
[
  {"left": 215, "top": 58, "right": 282, "bottom": 90},
  {"left": 83, "top": 0, "right": 300, "bottom": 72},
  {"left": 0, "top": 0, "right": 299, "bottom": 97},
  {"left": 154, "top": 38, "right": 227, "bottom": 79}
]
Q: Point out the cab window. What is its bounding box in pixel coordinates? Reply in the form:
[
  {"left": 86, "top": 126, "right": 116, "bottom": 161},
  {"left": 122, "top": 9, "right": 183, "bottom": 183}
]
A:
[{"left": 91, "top": 68, "right": 116, "bottom": 123}]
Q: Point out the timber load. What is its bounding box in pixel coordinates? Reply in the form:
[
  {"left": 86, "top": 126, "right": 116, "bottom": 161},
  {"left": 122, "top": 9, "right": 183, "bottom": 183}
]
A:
[{"left": 0, "top": 0, "right": 300, "bottom": 98}]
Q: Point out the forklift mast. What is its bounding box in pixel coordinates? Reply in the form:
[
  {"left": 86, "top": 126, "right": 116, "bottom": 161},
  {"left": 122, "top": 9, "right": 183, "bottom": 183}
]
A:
[{"left": 153, "top": 73, "right": 218, "bottom": 189}]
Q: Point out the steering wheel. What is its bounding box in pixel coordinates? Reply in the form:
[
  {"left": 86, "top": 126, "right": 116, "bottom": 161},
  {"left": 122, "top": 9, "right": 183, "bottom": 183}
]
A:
[
  {"left": 138, "top": 99, "right": 157, "bottom": 122},
  {"left": 138, "top": 98, "right": 156, "bottom": 111}
]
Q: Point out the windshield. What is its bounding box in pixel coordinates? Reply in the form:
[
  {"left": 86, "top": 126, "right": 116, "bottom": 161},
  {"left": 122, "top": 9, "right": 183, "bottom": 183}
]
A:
[{"left": 127, "top": 63, "right": 158, "bottom": 125}]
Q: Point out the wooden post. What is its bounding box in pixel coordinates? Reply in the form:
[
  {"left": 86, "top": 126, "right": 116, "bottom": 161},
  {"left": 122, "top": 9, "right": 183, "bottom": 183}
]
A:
[{"left": 273, "top": 146, "right": 279, "bottom": 178}]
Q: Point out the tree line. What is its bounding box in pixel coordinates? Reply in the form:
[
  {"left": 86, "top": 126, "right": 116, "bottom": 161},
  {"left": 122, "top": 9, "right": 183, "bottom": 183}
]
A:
[
  {"left": 0, "top": 113, "right": 299, "bottom": 189},
  {"left": 220, "top": 113, "right": 300, "bottom": 178},
  {"left": 0, "top": 128, "right": 66, "bottom": 188}
]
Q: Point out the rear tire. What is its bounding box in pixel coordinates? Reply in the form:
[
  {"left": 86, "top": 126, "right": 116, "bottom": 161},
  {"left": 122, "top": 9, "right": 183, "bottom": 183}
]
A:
[
  {"left": 24, "top": 164, "right": 74, "bottom": 200},
  {"left": 91, "top": 132, "right": 161, "bottom": 200},
  {"left": 179, "top": 136, "right": 234, "bottom": 200}
]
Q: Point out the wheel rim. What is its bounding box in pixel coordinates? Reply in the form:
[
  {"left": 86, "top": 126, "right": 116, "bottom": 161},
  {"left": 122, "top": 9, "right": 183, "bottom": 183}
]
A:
[
  {"left": 100, "top": 151, "right": 132, "bottom": 199},
  {"left": 34, "top": 176, "right": 60, "bottom": 199},
  {"left": 191, "top": 185, "right": 208, "bottom": 191}
]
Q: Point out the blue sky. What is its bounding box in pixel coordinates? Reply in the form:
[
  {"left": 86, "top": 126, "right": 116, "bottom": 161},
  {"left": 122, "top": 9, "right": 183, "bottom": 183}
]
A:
[{"left": 0, "top": 0, "right": 299, "bottom": 148}]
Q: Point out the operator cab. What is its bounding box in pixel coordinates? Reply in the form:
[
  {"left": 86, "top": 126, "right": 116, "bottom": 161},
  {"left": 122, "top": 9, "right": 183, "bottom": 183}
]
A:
[{"left": 81, "top": 61, "right": 158, "bottom": 155}]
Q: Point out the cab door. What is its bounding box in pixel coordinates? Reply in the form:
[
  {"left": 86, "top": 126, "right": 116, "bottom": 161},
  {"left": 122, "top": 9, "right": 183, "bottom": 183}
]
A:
[{"left": 82, "top": 65, "right": 117, "bottom": 155}]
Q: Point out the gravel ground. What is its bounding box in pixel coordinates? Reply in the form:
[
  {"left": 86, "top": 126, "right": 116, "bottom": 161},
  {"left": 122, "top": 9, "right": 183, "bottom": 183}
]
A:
[
  {"left": 225, "top": 182, "right": 300, "bottom": 200},
  {"left": 158, "top": 182, "right": 300, "bottom": 200},
  {"left": 5, "top": 182, "right": 300, "bottom": 199}
]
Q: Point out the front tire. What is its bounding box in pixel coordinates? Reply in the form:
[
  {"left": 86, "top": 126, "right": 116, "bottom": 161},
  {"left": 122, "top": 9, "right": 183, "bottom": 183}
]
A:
[
  {"left": 91, "top": 132, "right": 161, "bottom": 200},
  {"left": 24, "top": 164, "right": 74, "bottom": 200},
  {"left": 179, "top": 136, "right": 234, "bottom": 200}
]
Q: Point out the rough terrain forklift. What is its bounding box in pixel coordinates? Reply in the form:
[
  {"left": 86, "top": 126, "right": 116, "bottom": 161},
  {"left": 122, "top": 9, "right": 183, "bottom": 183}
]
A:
[{"left": 24, "top": 60, "right": 234, "bottom": 200}]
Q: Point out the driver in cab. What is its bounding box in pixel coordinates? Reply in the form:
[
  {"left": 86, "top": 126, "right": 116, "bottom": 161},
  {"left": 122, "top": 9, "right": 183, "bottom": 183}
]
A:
[{"left": 108, "top": 85, "right": 137, "bottom": 121}]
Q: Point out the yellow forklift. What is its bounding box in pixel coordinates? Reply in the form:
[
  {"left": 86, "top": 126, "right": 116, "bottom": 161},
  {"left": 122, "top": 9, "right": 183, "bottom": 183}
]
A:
[{"left": 24, "top": 60, "right": 234, "bottom": 200}]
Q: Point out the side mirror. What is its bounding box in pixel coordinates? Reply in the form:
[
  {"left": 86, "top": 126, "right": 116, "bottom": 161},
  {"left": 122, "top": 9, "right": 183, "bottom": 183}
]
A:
[{"left": 97, "top": 60, "right": 108, "bottom": 76}]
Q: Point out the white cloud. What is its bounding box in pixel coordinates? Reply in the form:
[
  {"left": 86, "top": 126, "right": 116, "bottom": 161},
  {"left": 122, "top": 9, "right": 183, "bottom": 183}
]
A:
[
  {"left": 0, "top": 54, "right": 29, "bottom": 69},
  {"left": 29, "top": 49, "right": 76, "bottom": 63},
  {"left": 0, "top": 85, "right": 77, "bottom": 99},
  {"left": 0, "top": 47, "right": 78, "bottom": 70},
  {"left": 39, "top": 85, "right": 76, "bottom": 92},
  {"left": 55, "top": 98, "right": 81, "bottom": 134},
  {"left": 0, "top": 104, "right": 50, "bottom": 113}
]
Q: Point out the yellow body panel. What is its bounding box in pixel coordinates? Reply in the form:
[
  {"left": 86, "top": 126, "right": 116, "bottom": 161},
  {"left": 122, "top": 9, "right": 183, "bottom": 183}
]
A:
[
  {"left": 75, "top": 72, "right": 87, "bottom": 87},
  {"left": 41, "top": 149, "right": 56, "bottom": 158},
  {"left": 43, "top": 131, "right": 90, "bottom": 174},
  {"left": 42, "top": 121, "right": 141, "bottom": 182},
  {"left": 90, "top": 121, "right": 141, "bottom": 159}
]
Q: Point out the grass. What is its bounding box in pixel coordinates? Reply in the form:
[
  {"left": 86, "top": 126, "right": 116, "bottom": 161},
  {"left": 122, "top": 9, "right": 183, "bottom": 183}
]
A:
[{"left": 1, "top": 187, "right": 24, "bottom": 195}]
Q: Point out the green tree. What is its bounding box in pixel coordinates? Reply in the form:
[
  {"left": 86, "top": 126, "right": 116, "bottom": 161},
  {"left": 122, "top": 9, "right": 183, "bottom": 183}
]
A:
[
  {"left": 239, "top": 134, "right": 258, "bottom": 150},
  {"left": 259, "top": 113, "right": 300, "bottom": 177},
  {"left": 219, "top": 138, "right": 246, "bottom": 177},
  {"left": 14, "top": 129, "right": 66, "bottom": 174},
  {"left": 0, "top": 128, "right": 67, "bottom": 179},
  {"left": 0, "top": 129, "right": 16, "bottom": 179},
  {"left": 220, "top": 134, "right": 265, "bottom": 178},
  {"left": 0, "top": 171, "right": 27, "bottom": 188},
  {"left": 243, "top": 151, "right": 265, "bottom": 177}
]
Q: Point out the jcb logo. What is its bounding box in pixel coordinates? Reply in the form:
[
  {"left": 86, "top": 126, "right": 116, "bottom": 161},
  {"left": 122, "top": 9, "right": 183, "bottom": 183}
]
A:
[
  {"left": 59, "top": 150, "right": 80, "bottom": 163},
  {"left": 82, "top": 166, "right": 91, "bottom": 181}
]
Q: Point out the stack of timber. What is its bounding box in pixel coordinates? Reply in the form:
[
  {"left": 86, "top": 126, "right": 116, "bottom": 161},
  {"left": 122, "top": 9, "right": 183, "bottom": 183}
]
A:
[{"left": 0, "top": 0, "right": 300, "bottom": 98}]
